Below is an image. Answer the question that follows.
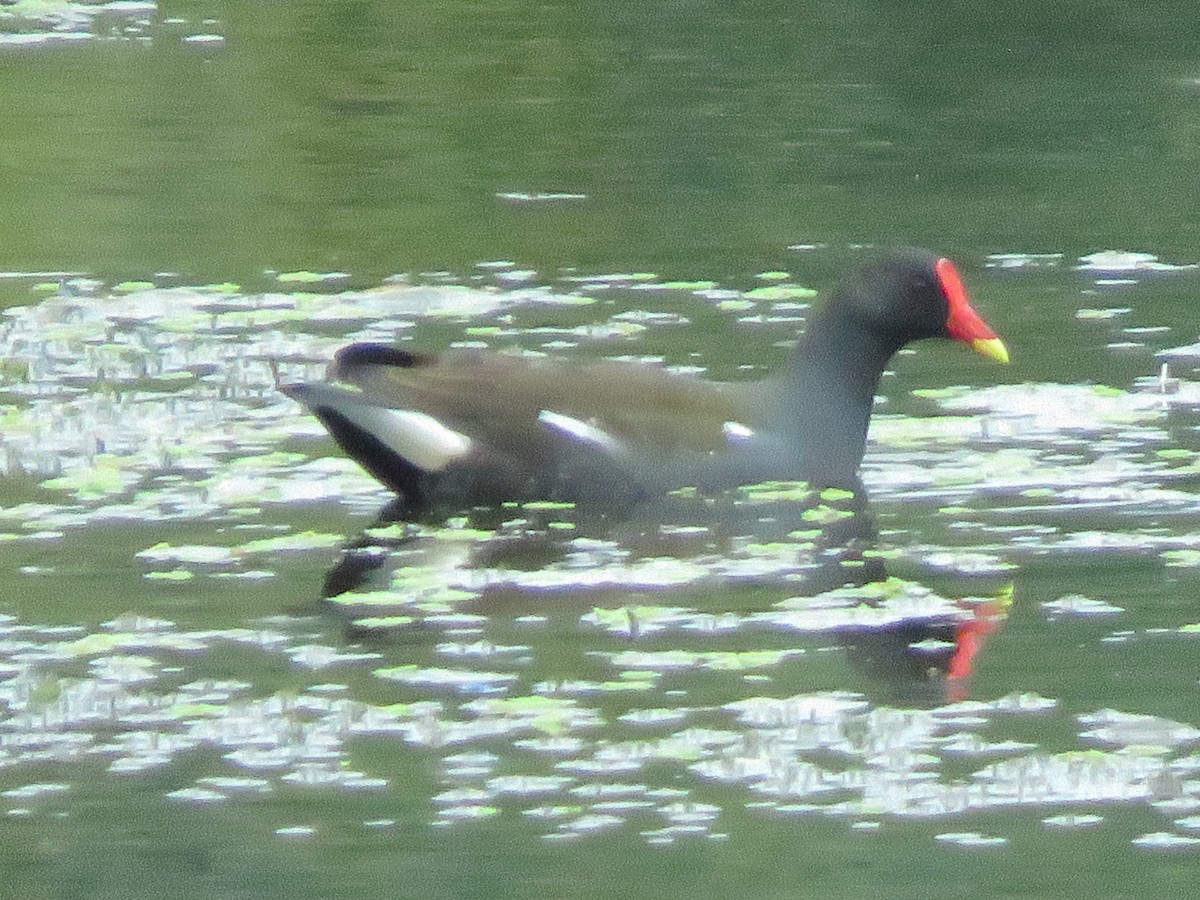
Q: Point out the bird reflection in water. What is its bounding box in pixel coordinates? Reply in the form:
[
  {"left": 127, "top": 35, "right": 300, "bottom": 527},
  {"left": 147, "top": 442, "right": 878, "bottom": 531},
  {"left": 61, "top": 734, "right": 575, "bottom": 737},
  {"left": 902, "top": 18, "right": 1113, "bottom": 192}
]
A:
[{"left": 317, "top": 484, "right": 1010, "bottom": 707}]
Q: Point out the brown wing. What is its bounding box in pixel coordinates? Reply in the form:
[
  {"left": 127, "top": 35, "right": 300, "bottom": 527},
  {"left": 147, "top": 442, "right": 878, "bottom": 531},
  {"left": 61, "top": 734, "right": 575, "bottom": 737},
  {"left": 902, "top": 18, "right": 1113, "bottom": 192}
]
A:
[{"left": 331, "top": 349, "right": 762, "bottom": 459}]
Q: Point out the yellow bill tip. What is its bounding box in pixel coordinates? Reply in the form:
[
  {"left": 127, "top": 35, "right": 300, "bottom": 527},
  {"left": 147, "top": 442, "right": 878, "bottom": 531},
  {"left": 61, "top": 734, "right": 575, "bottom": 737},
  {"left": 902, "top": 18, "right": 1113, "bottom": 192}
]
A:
[{"left": 972, "top": 337, "right": 1009, "bottom": 364}]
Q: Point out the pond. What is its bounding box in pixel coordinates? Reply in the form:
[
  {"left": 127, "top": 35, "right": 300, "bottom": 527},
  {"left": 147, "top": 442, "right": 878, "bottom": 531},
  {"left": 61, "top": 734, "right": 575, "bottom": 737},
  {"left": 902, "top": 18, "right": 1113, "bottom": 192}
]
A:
[{"left": 2, "top": 2, "right": 1200, "bottom": 898}]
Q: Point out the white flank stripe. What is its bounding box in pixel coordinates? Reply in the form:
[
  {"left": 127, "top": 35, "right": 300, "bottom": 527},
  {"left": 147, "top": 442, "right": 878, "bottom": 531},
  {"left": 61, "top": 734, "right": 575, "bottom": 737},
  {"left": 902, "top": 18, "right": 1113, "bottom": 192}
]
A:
[
  {"left": 538, "top": 410, "right": 621, "bottom": 452},
  {"left": 342, "top": 404, "right": 472, "bottom": 472},
  {"left": 722, "top": 421, "right": 755, "bottom": 443}
]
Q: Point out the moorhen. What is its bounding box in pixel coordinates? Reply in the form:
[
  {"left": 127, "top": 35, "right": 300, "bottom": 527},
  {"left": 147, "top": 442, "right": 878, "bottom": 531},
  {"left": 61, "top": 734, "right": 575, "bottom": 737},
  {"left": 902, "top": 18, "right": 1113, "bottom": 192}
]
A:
[{"left": 281, "top": 248, "right": 1007, "bottom": 520}]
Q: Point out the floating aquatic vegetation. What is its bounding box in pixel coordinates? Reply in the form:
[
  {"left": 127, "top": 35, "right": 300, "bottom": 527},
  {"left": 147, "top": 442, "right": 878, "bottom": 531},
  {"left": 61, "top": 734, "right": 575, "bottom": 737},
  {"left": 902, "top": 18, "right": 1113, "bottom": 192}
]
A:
[
  {"left": 373, "top": 665, "right": 519, "bottom": 694},
  {"left": 742, "top": 285, "right": 817, "bottom": 302},
  {"left": 494, "top": 192, "right": 588, "bottom": 203},
  {"left": 2, "top": 782, "right": 70, "bottom": 798},
  {"left": 1157, "top": 339, "right": 1200, "bottom": 365},
  {"left": 0, "top": 280, "right": 611, "bottom": 534},
  {"left": 1, "top": 264, "right": 1199, "bottom": 858},
  {"left": 1131, "top": 832, "right": 1200, "bottom": 850},
  {"left": 600, "top": 648, "right": 804, "bottom": 673},
  {"left": 0, "top": 0, "right": 168, "bottom": 47},
  {"left": 920, "top": 383, "right": 1170, "bottom": 434},
  {"left": 985, "top": 253, "right": 1064, "bottom": 269},
  {"left": 934, "top": 831, "right": 1008, "bottom": 848},
  {"left": 1076, "top": 307, "right": 1132, "bottom": 320},
  {"left": 1043, "top": 813, "right": 1104, "bottom": 828},
  {"left": 1076, "top": 251, "right": 1196, "bottom": 273},
  {"left": 1041, "top": 595, "right": 1125, "bottom": 618},
  {"left": 1078, "top": 709, "right": 1200, "bottom": 749},
  {"left": 274, "top": 826, "right": 317, "bottom": 839}
]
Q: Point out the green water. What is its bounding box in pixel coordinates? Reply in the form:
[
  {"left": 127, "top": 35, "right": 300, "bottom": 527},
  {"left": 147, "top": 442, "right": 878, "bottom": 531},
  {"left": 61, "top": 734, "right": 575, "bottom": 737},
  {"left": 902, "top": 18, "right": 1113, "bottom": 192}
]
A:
[
  {"left": 3, "top": 2, "right": 1200, "bottom": 897},
  {"left": 5, "top": 1, "right": 1200, "bottom": 282}
]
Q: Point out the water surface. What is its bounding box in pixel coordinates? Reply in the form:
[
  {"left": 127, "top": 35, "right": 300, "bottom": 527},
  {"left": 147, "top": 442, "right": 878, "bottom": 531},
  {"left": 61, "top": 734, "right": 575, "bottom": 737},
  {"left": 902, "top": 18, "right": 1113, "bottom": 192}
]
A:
[{"left": 3, "top": 2, "right": 1200, "bottom": 897}]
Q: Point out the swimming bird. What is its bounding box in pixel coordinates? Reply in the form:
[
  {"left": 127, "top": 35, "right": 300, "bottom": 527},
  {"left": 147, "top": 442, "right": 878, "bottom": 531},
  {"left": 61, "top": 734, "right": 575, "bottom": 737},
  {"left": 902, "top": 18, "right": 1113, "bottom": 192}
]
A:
[{"left": 281, "top": 248, "right": 1007, "bottom": 521}]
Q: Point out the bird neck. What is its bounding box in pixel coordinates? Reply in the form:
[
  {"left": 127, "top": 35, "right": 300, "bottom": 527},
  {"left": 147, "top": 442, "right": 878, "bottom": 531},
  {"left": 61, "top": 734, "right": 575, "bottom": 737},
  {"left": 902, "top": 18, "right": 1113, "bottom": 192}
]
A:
[{"left": 771, "top": 311, "right": 895, "bottom": 488}]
